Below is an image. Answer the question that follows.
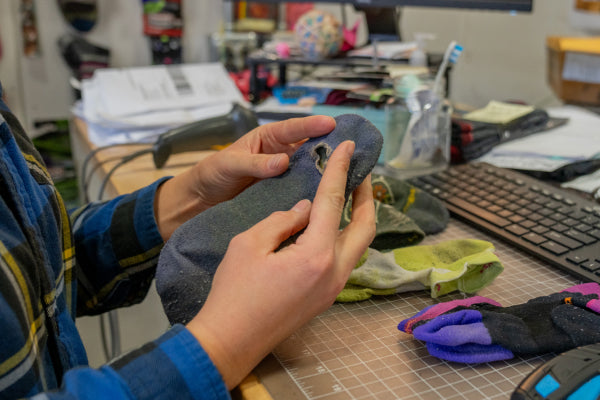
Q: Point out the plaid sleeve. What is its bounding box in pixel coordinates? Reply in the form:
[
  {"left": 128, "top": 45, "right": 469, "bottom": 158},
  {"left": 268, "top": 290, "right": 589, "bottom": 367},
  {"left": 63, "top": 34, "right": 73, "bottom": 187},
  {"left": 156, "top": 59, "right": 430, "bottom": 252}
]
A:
[
  {"left": 71, "top": 177, "right": 170, "bottom": 316},
  {"left": 37, "top": 325, "right": 229, "bottom": 400}
]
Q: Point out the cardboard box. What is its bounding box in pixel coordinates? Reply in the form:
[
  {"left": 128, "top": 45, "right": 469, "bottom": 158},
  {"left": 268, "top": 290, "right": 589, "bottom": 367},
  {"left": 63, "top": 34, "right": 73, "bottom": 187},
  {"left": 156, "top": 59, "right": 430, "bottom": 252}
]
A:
[{"left": 546, "top": 36, "right": 600, "bottom": 105}]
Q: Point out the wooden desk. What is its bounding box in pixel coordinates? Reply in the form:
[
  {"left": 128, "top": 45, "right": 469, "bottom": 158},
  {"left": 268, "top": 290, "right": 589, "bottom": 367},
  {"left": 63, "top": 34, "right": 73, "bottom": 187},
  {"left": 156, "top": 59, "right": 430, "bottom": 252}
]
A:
[
  {"left": 71, "top": 118, "right": 581, "bottom": 399},
  {"left": 70, "top": 118, "right": 212, "bottom": 201}
]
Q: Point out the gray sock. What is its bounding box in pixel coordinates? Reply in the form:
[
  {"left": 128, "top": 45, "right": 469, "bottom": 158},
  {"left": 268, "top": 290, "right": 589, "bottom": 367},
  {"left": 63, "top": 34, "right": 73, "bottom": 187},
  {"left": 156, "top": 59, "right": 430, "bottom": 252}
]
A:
[{"left": 156, "top": 114, "right": 383, "bottom": 325}]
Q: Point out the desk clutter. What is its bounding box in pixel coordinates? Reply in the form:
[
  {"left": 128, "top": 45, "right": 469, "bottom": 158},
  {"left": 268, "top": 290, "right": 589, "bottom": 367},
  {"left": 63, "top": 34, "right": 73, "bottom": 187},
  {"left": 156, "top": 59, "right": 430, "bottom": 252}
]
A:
[
  {"left": 258, "top": 220, "right": 582, "bottom": 399},
  {"left": 70, "top": 26, "right": 600, "bottom": 397}
]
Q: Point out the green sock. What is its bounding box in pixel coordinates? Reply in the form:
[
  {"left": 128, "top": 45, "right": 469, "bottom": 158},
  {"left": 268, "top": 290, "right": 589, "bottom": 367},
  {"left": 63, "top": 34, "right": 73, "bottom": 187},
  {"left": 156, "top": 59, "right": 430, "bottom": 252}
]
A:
[
  {"left": 336, "top": 239, "right": 504, "bottom": 302},
  {"left": 341, "top": 174, "right": 449, "bottom": 251}
]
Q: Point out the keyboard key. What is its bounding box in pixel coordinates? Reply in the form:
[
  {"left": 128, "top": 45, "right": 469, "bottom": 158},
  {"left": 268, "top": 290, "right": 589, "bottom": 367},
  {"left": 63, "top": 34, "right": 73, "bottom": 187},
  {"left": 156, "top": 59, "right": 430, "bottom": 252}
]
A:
[
  {"left": 506, "top": 224, "right": 529, "bottom": 236},
  {"left": 523, "top": 232, "right": 546, "bottom": 245},
  {"left": 562, "top": 218, "right": 579, "bottom": 227},
  {"left": 541, "top": 241, "right": 569, "bottom": 255},
  {"left": 570, "top": 210, "right": 587, "bottom": 220},
  {"left": 487, "top": 205, "right": 502, "bottom": 213},
  {"left": 567, "top": 255, "right": 589, "bottom": 264},
  {"left": 528, "top": 213, "right": 543, "bottom": 222},
  {"left": 574, "top": 223, "right": 592, "bottom": 233},
  {"left": 526, "top": 203, "right": 543, "bottom": 211},
  {"left": 564, "top": 229, "right": 596, "bottom": 245},
  {"left": 557, "top": 206, "right": 576, "bottom": 214},
  {"left": 549, "top": 213, "right": 564, "bottom": 221},
  {"left": 531, "top": 225, "right": 549, "bottom": 234},
  {"left": 509, "top": 215, "right": 525, "bottom": 223},
  {"left": 543, "top": 231, "right": 583, "bottom": 250},
  {"left": 545, "top": 201, "right": 563, "bottom": 210},
  {"left": 534, "top": 196, "right": 551, "bottom": 206},
  {"left": 552, "top": 224, "right": 568, "bottom": 233},
  {"left": 506, "top": 203, "right": 521, "bottom": 212},
  {"left": 467, "top": 195, "right": 481, "bottom": 203},
  {"left": 539, "top": 218, "right": 556, "bottom": 227},
  {"left": 581, "top": 261, "right": 600, "bottom": 272},
  {"left": 446, "top": 196, "right": 511, "bottom": 227},
  {"left": 582, "top": 216, "right": 599, "bottom": 225},
  {"left": 477, "top": 200, "right": 492, "bottom": 208},
  {"left": 519, "top": 220, "right": 537, "bottom": 229},
  {"left": 498, "top": 210, "right": 514, "bottom": 218}
]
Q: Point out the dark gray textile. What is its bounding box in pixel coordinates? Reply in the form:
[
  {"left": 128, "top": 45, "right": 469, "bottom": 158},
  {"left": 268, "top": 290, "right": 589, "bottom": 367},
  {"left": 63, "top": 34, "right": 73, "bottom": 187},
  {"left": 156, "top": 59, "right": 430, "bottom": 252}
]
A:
[{"left": 156, "top": 114, "right": 383, "bottom": 325}]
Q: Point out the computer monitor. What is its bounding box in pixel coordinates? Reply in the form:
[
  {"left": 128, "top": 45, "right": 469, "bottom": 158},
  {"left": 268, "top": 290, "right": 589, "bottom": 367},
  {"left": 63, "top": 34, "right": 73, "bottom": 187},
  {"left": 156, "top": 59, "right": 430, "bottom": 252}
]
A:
[
  {"left": 226, "top": 0, "right": 533, "bottom": 42},
  {"left": 227, "top": 0, "right": 532, "bottom": 12}
]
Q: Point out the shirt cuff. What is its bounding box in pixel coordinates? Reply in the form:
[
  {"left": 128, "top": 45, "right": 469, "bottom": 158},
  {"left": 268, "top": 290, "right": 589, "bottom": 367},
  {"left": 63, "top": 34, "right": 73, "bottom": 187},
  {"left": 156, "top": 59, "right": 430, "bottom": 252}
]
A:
[
  {"left": 133, "top": 176, "right": 171, "bottom": 249},
  {"left": 109, "top": 324, "right": 229, "bottom": 400}
]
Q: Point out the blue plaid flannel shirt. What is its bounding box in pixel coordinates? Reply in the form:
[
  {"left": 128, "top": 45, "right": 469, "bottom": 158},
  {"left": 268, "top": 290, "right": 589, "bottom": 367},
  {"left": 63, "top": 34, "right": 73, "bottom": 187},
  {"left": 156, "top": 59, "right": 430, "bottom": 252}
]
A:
[{"left": 0, "top": 87, "right": 228, "bottom": 399}]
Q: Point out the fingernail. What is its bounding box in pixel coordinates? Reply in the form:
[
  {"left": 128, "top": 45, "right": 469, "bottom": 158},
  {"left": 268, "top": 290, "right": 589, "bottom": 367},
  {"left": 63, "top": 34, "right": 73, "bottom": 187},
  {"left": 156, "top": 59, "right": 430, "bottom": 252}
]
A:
[
  {"left": 343, "top": 140, "right": 355, "bottom": 157},
  {"left": 292, "top": 199, "right": 311, "bottom": 212},
  {"left": 268, "top": 154, "right": 284, "bottom": 170}
]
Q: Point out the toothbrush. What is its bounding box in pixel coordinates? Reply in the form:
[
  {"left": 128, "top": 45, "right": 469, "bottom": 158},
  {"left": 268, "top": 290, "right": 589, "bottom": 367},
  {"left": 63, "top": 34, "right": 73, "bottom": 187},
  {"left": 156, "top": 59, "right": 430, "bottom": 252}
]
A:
[
  {"left": 433, "top": 41, "right": 463, "bottom": 96},
  {"left": 388, "top": 42, "right": 462, "bottom": 170}
]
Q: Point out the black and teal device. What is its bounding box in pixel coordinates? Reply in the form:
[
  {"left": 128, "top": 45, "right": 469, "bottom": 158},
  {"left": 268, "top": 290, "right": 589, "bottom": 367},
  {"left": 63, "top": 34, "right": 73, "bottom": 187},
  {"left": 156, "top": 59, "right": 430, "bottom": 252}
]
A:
[{"left": 512, "top": 343, "right": 600, "bottom": 400}]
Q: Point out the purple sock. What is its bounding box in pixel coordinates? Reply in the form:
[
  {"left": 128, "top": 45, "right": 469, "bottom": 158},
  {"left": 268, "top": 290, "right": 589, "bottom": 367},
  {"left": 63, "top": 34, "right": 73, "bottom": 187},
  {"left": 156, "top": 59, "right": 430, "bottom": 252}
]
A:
[{"left": 399, "top": 283, "right": 600, "bottom": 364}]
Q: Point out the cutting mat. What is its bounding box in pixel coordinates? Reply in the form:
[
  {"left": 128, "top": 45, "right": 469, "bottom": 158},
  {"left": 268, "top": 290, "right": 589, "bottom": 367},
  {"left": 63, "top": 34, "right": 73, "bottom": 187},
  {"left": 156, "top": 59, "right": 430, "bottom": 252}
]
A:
[{"left": 253, "top": 218, "right": 579, "bottom": 399}]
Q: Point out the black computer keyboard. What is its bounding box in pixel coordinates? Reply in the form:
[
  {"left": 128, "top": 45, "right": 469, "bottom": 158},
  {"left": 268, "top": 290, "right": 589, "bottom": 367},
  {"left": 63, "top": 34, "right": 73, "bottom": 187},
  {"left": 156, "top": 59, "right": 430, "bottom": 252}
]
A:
[{"left": 408, "top": 162, "right": 600, "bottom": 284}]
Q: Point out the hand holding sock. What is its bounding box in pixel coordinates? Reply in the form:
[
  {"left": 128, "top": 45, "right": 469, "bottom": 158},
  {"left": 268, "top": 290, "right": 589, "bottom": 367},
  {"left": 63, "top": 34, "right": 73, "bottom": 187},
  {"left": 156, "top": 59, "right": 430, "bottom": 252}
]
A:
[{"left": 156, "top": 114, "right": 383, "bottom": 325}]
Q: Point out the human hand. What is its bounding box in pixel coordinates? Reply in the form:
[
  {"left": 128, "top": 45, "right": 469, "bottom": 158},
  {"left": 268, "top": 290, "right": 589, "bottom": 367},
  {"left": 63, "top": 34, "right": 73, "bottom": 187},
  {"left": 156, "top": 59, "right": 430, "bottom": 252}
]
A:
[
  {"left": 154, "top": 116, "right": 336, "bottom": 240},
  {"left": 186, "top": 140, "right": 376, "bottom": 389}
]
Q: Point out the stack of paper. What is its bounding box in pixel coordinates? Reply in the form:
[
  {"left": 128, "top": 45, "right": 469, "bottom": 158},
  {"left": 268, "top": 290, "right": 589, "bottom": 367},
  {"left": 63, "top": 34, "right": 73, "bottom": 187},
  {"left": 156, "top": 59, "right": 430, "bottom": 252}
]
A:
[
  {"left": 73, "top": 63, "right": 246, "bottom": 147},
  {"left": 347, "top": 41, "right": 417, "bottom": 60}
]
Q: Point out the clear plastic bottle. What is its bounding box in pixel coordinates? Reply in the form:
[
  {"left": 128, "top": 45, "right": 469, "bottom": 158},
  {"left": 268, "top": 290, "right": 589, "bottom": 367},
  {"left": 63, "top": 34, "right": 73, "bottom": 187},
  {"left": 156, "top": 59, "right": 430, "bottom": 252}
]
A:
[
  {"left": 383, "top": 74, "right": 452, "bottom": 179},
  {"left": 409, "top": 33, "right": 434, "bottom": 67}
]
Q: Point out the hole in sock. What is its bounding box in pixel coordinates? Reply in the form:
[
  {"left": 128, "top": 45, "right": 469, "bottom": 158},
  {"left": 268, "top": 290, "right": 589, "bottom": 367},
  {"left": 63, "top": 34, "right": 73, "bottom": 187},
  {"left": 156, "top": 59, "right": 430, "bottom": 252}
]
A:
[{"left": 311, "top": 143, "right": 332, "bottom": 174}]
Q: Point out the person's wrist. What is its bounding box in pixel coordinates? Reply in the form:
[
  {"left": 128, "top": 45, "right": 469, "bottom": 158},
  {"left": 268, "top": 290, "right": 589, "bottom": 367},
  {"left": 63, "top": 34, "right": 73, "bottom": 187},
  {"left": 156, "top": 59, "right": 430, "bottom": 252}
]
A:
[
  {"left": 154, "top": 170, "right": 209, "bottom": 241},
  {"left": 186, "top": 316, "right": 247, "bottom": 390}
]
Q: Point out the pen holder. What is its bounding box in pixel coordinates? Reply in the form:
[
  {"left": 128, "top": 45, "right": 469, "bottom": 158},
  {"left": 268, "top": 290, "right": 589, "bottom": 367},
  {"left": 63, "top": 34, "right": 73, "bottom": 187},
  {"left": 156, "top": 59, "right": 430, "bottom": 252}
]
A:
[{"left": 382, "top": 77, "right": 452, "bottom": 179}]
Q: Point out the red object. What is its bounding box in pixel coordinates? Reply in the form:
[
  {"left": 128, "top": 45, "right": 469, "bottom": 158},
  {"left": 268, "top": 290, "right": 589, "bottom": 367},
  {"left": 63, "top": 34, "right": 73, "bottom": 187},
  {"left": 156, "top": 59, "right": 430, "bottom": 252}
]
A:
[
  {"left": 143, "top": 0, "right": 183, "bottom": 37},
  {"left": 341, "top": 20, "right": 360, "bottom": 52},
  {"left": 229, "top": 68, "right": 278, "bottom": 101},
  {"left": 286, "top": 3, "right": 314, "bottom": 30}
]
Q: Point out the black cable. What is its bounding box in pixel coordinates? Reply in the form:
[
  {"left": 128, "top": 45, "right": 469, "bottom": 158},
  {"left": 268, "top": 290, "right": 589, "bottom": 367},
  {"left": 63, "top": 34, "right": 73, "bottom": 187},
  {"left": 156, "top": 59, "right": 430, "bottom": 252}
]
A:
[
  {"left": 80, "top": 143, "right": 148, "bottom": 201},
  {"left": 83, "top": 154, "right": 128, "bottom": 202},
  {"left": 96, "top": 148, "right": 154, "bottom": 201},
  {"left": 87, "top": 145, "right": 152, "bottom": 360}
]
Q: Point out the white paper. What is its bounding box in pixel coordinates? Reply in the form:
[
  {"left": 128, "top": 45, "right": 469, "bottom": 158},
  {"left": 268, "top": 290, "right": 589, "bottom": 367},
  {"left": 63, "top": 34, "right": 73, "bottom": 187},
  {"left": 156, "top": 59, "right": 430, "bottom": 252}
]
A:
[
  {"left": 477, "top": 105, "right": 600, "bottom": 172},
  {"left": 562, "top": 168, "right": 600, "bottom": 194},
  {"left": 347, "top": 41, "right": 417, "bottom": 60},
  {"left": 91, "top": 63, "right": 245, "bottom": 120},
  {"left": 77, "top": 62, "right": 245, "bottom": 147},
  {"left": 563, "top": 52, "right": 600, "bottom": 84}
]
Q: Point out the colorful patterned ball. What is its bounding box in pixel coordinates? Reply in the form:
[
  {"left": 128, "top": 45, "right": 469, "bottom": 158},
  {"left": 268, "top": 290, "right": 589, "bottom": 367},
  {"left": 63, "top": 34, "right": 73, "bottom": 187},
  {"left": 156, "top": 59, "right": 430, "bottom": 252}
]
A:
[{"left": 294, "top": 9, "right": 343, "bottom": 60}]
